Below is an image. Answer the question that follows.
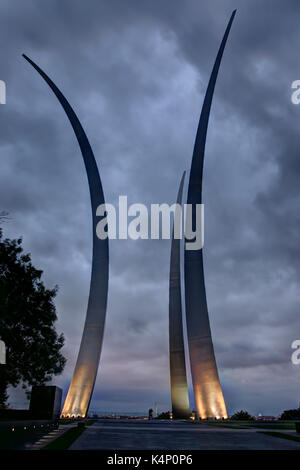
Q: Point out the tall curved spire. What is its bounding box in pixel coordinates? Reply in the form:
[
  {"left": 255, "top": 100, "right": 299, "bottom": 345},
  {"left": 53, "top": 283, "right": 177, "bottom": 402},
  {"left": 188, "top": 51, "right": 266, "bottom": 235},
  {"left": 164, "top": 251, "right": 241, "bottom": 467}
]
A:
[
  {"left": 23, "top": 54, "right": 109, "bottom": 418},
  {"left": 169, "top": 171, "right": 190, "bottom": 419},
  {"left": 184, "top": 11, "right": 236, "bottom": 419}
]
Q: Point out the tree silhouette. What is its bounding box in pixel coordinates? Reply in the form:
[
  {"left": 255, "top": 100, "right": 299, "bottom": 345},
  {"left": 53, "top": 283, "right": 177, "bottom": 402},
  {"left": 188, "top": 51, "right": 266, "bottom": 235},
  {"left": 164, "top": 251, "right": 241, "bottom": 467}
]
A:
[
  {"left": 280, "top": 408, "right": 300, "bottom": 420},
  {"left": 231, "top": 410, "right": 254, "bottom": 421},
  {"left": 0, "top": 228, "right": 65, "bottom": 408}
]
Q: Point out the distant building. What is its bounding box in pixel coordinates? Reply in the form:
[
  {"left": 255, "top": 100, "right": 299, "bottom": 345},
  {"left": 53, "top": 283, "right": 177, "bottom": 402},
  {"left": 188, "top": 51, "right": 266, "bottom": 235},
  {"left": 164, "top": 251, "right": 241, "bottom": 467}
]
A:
[{"left": 255, "top": 414, "right": 277, "bottom": 421}]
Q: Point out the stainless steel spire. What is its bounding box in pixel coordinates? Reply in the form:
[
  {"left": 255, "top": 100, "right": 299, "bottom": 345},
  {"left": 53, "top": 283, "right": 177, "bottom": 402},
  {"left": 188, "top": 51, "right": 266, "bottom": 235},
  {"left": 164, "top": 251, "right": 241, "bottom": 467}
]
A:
[
  {"left": 23, "top": 55, "right": 109, "bottom": 418},
  {"left": 169, "top": 171, "right": 191, "bottom": 419},
  {"left": 184, "top": 11, "right": 236, "bottom": 418}
]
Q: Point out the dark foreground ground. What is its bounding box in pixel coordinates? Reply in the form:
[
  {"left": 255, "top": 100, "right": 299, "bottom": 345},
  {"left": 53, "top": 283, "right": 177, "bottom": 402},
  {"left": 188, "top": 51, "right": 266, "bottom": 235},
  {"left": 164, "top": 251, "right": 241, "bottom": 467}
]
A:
[{"left": 68, "top": 419, "right": 300, "bottom": 450}]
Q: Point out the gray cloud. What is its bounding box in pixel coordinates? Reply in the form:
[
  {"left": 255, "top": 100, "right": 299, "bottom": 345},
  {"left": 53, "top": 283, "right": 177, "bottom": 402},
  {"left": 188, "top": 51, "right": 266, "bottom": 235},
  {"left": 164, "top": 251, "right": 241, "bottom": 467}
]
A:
[{"left": 2, "top": 0, "right": 300, "bottom": 416}]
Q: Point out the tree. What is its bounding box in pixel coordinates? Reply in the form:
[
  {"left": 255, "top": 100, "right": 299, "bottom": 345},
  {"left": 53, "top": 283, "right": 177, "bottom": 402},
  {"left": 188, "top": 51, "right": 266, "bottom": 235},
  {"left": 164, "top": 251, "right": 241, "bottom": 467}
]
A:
[
  {"left": 0, "top": 228, "right": 66, "bottom": 408},
  {"left": 230, "top": 410, "right": 254, "bottom": 421},
  {"left": 156, "top": 411, "right": 171, "bottom": 419},
  {"left": 280, "top": 408, "right": 300, "bottom": 420}
]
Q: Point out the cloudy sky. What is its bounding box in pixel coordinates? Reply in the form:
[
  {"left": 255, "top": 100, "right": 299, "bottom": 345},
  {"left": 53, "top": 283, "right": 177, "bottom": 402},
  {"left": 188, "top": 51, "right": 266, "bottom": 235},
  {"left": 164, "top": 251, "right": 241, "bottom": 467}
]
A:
[{"left": 1, "top": 0, "right": 300, "bottom": 416}]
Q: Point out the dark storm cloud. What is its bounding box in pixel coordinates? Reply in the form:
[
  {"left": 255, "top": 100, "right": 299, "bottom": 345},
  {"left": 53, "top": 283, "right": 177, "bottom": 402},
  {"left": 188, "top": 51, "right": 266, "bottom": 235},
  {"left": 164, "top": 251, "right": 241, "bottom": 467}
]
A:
[{"left": 1, "top": 0, "right": 300, "bottom": 415}]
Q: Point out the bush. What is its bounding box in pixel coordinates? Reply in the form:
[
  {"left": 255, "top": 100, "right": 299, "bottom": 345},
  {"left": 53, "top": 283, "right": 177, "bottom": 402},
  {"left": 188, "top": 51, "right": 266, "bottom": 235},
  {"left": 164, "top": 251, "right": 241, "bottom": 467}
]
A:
[
  {"left": 156, "top": 411, "right": 171, "bottom": 420},
  {"left": 230, "top": 410, "right": 254, "bottom": 421},
  {"left": 280, "top": 408, "right": 300, "bottom": 420}
]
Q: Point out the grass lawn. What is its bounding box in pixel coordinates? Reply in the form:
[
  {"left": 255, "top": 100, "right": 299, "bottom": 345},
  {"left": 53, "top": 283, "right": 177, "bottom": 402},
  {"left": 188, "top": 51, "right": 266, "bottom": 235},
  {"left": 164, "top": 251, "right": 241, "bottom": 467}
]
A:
[
  {"left": 258, "top": 431, "right": 300, "bottom": 444},
  {"left": 204, "top": 422, "right": 250, "bottom": 429},
  {"left": 195, "top": 419, "right": 252, "bottom": 428},
  {"left": 252, "top": 423, "right": 297, "bottom": 430},
  {"left": 58, "top": 419, "right": 75, "bottom": 426},
  {"left": 196, "top": 420, "right": 299, "bottom": 430},
  {"left": 41, "top": 420, "right": 95, "bottom": 450},
  {"left": 42, "top": 426, "right": 86, "bottom": 450},
  {"left": 59, "top": 418, "right": 96, "bottom": 426}
]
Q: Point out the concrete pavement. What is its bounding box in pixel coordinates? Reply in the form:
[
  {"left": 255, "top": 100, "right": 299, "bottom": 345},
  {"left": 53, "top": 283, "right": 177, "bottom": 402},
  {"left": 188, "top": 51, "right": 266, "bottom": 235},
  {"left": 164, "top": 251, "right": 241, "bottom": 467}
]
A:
[{"left": 69, "top": 419, "right": 300, "bottom": 450}]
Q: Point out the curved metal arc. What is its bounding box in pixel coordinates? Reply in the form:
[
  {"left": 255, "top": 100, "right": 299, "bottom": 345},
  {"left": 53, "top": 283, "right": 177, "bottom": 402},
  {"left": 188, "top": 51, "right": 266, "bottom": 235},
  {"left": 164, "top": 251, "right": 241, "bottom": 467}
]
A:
[
  {"left": 22, "top": 54, "right": 103, "bottom": 216},
  {"left": 23, "top": 55, "right": 109, "bottom": 418},
  {"left": 187, "top": 9, "right": 236, "bottom": 206},
  {"left": 184, "top": 11, "right": 236, "bottom": 419},
  {"left": 169, "top": 171, "right": 191, "bottom": 419}
]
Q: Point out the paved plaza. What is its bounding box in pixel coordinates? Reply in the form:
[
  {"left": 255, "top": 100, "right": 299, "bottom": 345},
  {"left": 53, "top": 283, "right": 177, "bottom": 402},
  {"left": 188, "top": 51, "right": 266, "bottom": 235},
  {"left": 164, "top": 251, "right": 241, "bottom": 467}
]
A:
[{"left": 69, "top": 419, "right": 300, "bottom": 450}]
